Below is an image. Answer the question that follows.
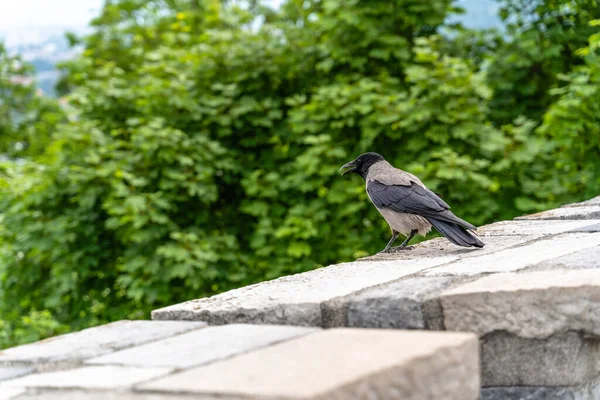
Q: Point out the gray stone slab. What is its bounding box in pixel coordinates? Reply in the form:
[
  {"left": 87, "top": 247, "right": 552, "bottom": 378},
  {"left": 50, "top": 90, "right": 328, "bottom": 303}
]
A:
[
  {"left": 4, "top": 366, "right": 171, "bottom": 390},
  {"left": 347, "top": 276, "right": 458, "bottom": 330},
  {"left": 477, "top": 219, "right": 600, "bottom": 237},
  {"left": 424, "top": 232, "right": 600, "bottom": 276},
  {"left": 563, "top": 196, "right": 600, "bottom": 208},
  {"left": 12, "top": 390, "right": 253, "bottom": 400},
  {"left": 140, "top": 329, "right": 480, "bottom": 400},
  {"left": 481, "top": 331, "right": 600, "bottom": 386},
  {"left": 516, "top": 206, "right": 600, "bottom": 220},
  {"left": 11, "top": 391, "right": 188, "bottom": 400},
  {"left": 0, "top": 368, "right": 32, "bottom": 382},
  {"left": 527, "top": 245, "right": 600, "bottom": 271},
  {"left": 569, "top": 223, "right": 600, "bottom": 232},
  {"left": 482, "top": 382, "right": 600, "bottom": 400},
  {"left": 440, "top": 269, "right": 600, "bottom": 338},
  {"left": 152, "top": 257, "right": 456, "bottom": 327},
  {"left": 87, "top": 324, "right": 317, "bottom": 369},
  {"left": 0, "top": 387, "right": 26, "bottom": 400},
  {"left": 0, "top": 320, "right": 205, "bottom": 370}
]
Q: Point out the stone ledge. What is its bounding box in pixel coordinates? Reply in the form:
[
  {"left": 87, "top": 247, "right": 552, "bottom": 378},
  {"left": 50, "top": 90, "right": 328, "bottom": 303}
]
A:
[
  {"left": 139, "top": 329, "right": 479, "bottom": 400},
  {"left": 3, "top": 365, "right": 172, "bottom": 391},
  {"left": 516, "top": 205, "right": 600, "bottom": 220},
  {"left": 86, "top": 324, "right": 317, "bottom": 369},
  {"left": 152, "top": 257, "right": 455, "bottom": 327},
  {"left": 439, "top": 269, "right": 600, "bottom": 339},
  {"left": 0, "top": 321, "right": 205, "bottom": 372},
  {"left": 562, "top": 196, "right": 600, "bottom": 208}
]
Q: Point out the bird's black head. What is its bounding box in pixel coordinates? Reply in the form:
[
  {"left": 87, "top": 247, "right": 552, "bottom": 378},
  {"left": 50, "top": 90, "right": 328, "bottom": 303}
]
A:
[{"left": 340, "top": 152, "right": 385, "bottom": 179}]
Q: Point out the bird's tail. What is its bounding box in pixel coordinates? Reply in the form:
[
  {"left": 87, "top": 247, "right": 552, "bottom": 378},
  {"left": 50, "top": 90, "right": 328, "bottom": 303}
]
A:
[{"left": 427, "top": 217, "right": 485, "bottom": 248}]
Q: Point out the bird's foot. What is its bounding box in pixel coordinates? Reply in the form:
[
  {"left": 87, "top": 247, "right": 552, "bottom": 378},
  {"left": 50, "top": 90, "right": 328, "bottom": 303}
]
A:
[
  {"left": 390, "top": 245, "right": 413, "bottom": 251},
  {"left": 377, "top": 245, "right": 413, "bottom": 254}
]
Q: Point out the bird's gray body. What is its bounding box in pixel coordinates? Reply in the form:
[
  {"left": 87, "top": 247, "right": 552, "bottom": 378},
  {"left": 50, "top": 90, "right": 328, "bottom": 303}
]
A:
[
  {"left": 366, "top": 161, "right": 432, "bottom": 236},
  {"left": 340, "top": 152, "right": 484, "bottom": 250}
]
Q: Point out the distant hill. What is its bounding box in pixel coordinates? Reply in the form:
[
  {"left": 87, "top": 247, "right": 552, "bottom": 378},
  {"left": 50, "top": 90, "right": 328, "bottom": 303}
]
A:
[{"left": 0, "top": 26, "right": 86, "bottom": 97}]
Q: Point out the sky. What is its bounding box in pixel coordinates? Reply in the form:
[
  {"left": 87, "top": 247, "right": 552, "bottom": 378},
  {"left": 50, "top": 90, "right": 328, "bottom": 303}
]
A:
[
  {"left": 0, "top": 0, "right": 500, "bottom": 47},
  {"left": 0, "top": 0, "right": 103, "bottom": 29}
]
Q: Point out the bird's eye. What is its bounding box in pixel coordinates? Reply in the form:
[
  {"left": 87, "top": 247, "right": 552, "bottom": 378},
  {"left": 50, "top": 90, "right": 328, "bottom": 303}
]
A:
[{"left": 357, "top": 158, "right": 361, "bottom": 163}]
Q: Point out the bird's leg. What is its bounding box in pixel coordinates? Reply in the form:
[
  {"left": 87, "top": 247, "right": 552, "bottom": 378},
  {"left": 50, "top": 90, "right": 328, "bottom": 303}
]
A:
[
  {"left": 392, "top": 229, "right": 417, "bottom": 251},
  {"left": 379, "top": 231, "right": 399, "bottom": 253}
]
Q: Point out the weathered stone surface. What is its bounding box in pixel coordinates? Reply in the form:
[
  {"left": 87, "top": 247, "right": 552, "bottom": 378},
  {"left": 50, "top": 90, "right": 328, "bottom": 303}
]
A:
[
  {"left": 481, "top": 331, "right": 600, "bottom": 386},
  {"left": 527, "top": 245, "right": 600, "bottom": 271},
  {"left": 440, "top": 269, "right": 600, "bottom": 338},
  {"left": 152, "top": 257, "right": 455, "bottom": 326},
  {"left": 481, "top": 382, "right": 600, "bottom": 400},
  {"left": 87, "top": 324, "right": 317, "bottom": 369},
  {"left": 563, "top": 196, "right": 600, "bottom": 208},
  {"left": 0, "top": 321, "right": 205, "bottom": 370},
  {"left": 359, "top": 235, "right": 536, "bottom": 262},
  {"left": 477, "top": 219, "right": 600, "bottom": 237},
  {"left": 0, "top": 387, "right": 25, "bottom": 400},
  {"left": 140, "top": 329, "right": 479, "bottom": 400},
  {"left": 0, "top": 368, "right": 32, "bottom": 382},
  {"left": 347, "top": 276, "right": 458, "bottom": 330},
  {"left": 424, "top": 232, "right": 600, "bottom": 276},
  {"left": 4, "top": 366, "right": 171, "bottom": 390},
  {"left": 12, "top": 392, "right": 187, "bottom": 400},
  {"left": 516, "top": 206, "right": 600, "bottom": 220},
  {"left": 568, "top": 223, "right": 600, "bottom": 233}
]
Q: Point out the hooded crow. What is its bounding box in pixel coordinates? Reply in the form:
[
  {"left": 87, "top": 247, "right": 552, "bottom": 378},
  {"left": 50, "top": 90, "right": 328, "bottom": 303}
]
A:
[{"left": 340, "top": 152, "right": 484, "bottom": 252}]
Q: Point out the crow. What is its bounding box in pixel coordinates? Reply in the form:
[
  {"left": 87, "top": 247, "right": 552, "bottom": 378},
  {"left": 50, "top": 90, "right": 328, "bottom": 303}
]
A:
[{"left": 340, "top": 152, "right": 484, "bottom": 252}]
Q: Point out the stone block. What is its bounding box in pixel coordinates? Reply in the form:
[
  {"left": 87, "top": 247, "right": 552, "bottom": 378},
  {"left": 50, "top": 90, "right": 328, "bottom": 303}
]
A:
[
  {"left": 562, "top": 196, "right": 600, "bottom": 208},
  {"left": 87, "top": 324, "right": 317, "bottom": 369},
  {"left": 347, "top": 276, "right": 458, "bottom": 330},
  {"left": 477, "top": 219, "right": 600, "bottom": 237},
  {"left": 11, "top": 392, "right": 185, "bottom": 400},
  {"left": 425, "top": 232, "right": 600, "bottom": 276},
  {"left": 152, "top": 257, "right": 456, "bottom": 327},
  {"left": 528, "top": 245, "right": 600, "bottom": 271},
  {"left": 0, "top": 387, "right": 25, "bottom": 400},
  {"left": 4, "top": 366, "right": 171, "bottom": 390},
  {"left": 440, "top": 269, "right": 600, "bottom": 338},
  {"left": 140, "top": 329, "right": 479, "bottom": 400},
  {"left": 0, "top": 321, "right": 205, "bottom": 370},
  {"left": 481, "top": 331, "right": 600, "bottom": 386},
  {"left": 482, "top": 382, "right": 600, "bottom": 400},
  {"left": 0, "top": 368, "right": 32, "bottom": 382},
  {"left": 516, "top": 206, "right": 600, "bottom": 220}
]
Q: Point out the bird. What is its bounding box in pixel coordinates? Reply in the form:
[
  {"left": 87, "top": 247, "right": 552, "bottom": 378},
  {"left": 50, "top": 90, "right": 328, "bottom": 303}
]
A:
[{"left": 340, "top": 152, "right": 484, "bottom": 253}]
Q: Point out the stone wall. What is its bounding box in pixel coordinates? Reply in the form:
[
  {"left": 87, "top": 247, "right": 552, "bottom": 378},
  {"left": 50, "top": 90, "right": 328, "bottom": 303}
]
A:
[{"left": 1, "top": 196, "right": 599, "bottom": 399}]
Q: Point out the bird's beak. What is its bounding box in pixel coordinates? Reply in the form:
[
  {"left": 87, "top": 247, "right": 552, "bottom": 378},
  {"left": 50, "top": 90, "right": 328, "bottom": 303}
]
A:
[{"left": 340, "top": 160, "right": 356, "bottom": 175}]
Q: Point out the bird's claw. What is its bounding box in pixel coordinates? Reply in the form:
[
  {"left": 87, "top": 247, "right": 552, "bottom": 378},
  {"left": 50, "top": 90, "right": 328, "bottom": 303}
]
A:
[
  {"left": 391, "top": 245, "right": 413, "bottom": 251},
  {"left": 377, "top": 245, "right": 413, "bottom": 254}
]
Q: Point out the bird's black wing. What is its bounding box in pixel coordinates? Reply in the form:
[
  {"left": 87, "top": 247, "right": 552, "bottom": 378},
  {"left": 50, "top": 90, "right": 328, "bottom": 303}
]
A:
[
  {"left": 367, "top": 180, "right": 449, "bottom": 214},
  {"left": 366, "top": 180, "right": 477, "bottom": 230}
]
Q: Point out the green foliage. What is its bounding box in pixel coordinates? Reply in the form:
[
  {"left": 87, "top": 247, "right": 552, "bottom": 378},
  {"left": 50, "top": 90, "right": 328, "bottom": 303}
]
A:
[
  {"left": 487, "top": 0, "right": 600, "bottom": 124},
  {"left": 0, "top": 310, "right": 69, "bottom": 349},
  {"left": 0, "top": 44, "right": 65, "bottom": 159},
  {"left": 0, "top": 0, "right": 599, "bottom": 349},
  {"left": 537, "top": 19, "right": 600, "bottom": 202}
]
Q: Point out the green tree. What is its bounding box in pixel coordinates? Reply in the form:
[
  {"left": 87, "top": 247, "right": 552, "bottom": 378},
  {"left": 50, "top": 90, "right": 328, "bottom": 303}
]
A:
[
  {"left": 0, "top": 43, "right": 64, "bottom": 159},
  {"left": 487, "top": 0, "right": 600, "bottom": 125}
]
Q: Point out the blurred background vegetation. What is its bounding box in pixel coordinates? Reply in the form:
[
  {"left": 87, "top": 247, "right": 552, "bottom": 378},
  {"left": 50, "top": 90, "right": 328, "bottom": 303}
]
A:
[{"left": 0, "top": 0, "right": 599, "bottom": 348}]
